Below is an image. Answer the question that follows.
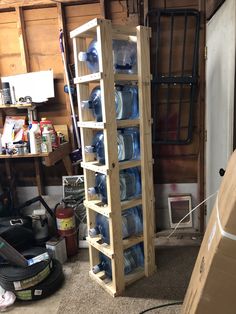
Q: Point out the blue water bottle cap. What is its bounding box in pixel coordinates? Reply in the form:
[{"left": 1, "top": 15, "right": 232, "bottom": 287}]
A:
[
  {"left": 81, "top": 100, "right": 92, "bottom": 109},
  {"left": 78, "top": 51, "right": 87, "bottom": 62},
  {"left": 92, "top": 264, "right": 101, "bottom": 274},
  {"left": 85, "top": 145, "right": 95, "bottom": 153},
  {"left": 89, "top": 227, "right": 98, "bottom": 237},
  {"left": 88, "top": 187, "right": 97, "bottom": 195}
]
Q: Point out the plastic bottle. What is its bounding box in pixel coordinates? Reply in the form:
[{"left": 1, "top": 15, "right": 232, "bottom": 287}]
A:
[
  {"left": 81, "top": 85, "right": 139, "bottom": 122},
  {"left": 89, "top": 206, "right": 143, "bottom": 244},
  {"left": 85, "top": 128, "right": 140, "bottom": 164},
  {"left": 29, "top": 121, "right": 42, "bottom": 154},
  {"left": 88, "top": 167, "right": 141, "bottom": 203},
  {"left": 92, "top": 244, "right": 144, "bottom": 278},
  {"left": 78, "top": 39, "right": 137, "bottom": 74},
  {"left": 41, "top": 126, "right": 52, "bottom": 153},
  {"left": 39, "top": 118, "right": 58, "bottom": 149}
]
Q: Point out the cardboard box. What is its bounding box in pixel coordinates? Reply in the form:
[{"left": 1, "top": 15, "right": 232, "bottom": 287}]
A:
[{"left": 182, "top": 150, "right": 236, "bottom": 314}]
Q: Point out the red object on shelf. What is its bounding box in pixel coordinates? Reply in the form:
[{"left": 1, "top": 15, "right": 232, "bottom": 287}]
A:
[{"left": 55, "top": 204, "right": 78, "bottom": 257}]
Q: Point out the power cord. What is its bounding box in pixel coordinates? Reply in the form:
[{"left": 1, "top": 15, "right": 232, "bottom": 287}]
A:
[{"left": 139, "top": 301, "right": 183, "bottom": 314}]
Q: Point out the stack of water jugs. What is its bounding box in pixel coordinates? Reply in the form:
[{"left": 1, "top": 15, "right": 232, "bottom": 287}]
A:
[{"left": 79, "top": 39, "right": 144, "bottom": 278}]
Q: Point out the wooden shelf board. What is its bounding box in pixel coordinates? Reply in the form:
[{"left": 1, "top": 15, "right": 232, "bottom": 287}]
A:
[
  {"left": 0, "top": 142, "right": 71, "bottom": 167},
  {"left": 0, "top": 103, "right": 33, "bottom": 109},
  {"left": 77, "top": 121, "right": 106, "bottom": 129},
  {"left": 121, "top": 197, "right": 142, "bottom": 210},
  {"left": 125, "top": 267, "right": 145, "bottom": 286},
  {"left": 123, "top": 234, "right": 144, "bottom": 250},
  {"left": 70, "top": 18, "right": 137, "bottom": 39},
  {"left": 70, "top": 18, "right": 100, "bottom": 38},
  {"left": 81, "top": 161, "right": 109, "bottom": 175},
  {"left": 77, "top": 119, "right": 140, "bottom": 129},
  {"left": 87, "top": 236, "right": 114, "bottom": 258},
  {"left": 119, "top": 160, "right": 141, "bottom": 170},
  {"left": 74, "top": 72, "right": 102, "bottom": 84},
  {"left": 89, "top": 270, "right": 116, "bottom": 297},
  {"left": 84, "top": 200, "right": 111, "bottom": 217},
  {"left": 114, "top": 74, "right": 138, "bottom": 81},
  {"left": 116, "top": 119, "right": 140, "bottom": 128}
]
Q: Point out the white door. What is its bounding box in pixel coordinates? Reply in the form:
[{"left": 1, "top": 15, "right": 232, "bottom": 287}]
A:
[{"left": 206, "top": 0, "right": 236, "bottom": 224}]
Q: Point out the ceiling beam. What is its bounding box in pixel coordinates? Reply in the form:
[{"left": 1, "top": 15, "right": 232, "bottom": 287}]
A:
[{"left": 0, "top": 0, "right": 98, "bottom": 10}]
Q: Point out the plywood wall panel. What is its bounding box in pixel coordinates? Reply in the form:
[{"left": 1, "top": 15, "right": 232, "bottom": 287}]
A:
[{"left": 0, "top": 12, "right": 24, "bottom": 75}]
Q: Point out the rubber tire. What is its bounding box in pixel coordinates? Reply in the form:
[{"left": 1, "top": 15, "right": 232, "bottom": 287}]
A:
[
  {"left": 0, "top": 247, "right": 53, "bottom": 292},
  {"left": 0, "top": 226, "right": 35, "bottom": 252},
  {"left": 16, "top": 259, "right": 64, "bottom": 301}
]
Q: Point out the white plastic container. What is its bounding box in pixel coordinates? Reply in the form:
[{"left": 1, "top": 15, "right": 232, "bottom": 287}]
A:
[
  {"left": 42, "top": 126, "right": 52, "bottom": 153},
  {"left": 29, "top": 122, "right": 42, "bottom": 154}
]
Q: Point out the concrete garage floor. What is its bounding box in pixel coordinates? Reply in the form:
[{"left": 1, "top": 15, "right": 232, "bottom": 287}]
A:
[{"left": 7, "top": 247, "right": 199, "bottom": 314}]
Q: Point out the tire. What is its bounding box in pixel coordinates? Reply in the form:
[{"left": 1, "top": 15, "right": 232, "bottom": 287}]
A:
[
  {"left": 0, "top": 226, "right": 35, "bottom": 253},
  {"left": 16, "top": 259, "right": 64, "bottom": 301},
  {"left": 0, "top": 247, "right": 53, "bottom": 292}
]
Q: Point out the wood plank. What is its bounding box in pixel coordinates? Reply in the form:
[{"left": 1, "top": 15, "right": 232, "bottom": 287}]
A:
[
  {"left": 0, "top": 0, "right": 98, "bottom": 10},
  {"left": 124, "top": 267, "right": 145, "bottom": 286},
  {"left": 154, "top": 156, "right": 198, "bottom": 183},
  {"left": 84, "top": 199, "right": 111, "bottom": 217},
  {"left": 137, "top": 25, "right": 156, "bottom": 276},
  {"left": 119, "top": 160, "right": 141, "bottom": 170},
  {"left": 42, "top": 142, "right": 71, "bottom": 166},
  {"left": 15, "top": 7, "right": 29, "bottom": 73},
  {"left": 121, "top": 197, "right": 142, "bottom": 210},
  {"left": 89, "top": 271, "right": 116, "bottom": 297},
  {"left": 87, "top": 236, "right": 114, "bottom": 257},
  {"left": 73, "top": 35, "right": 99, "bottom": 269},
  {"left": 96, "top": 19, "right": 125, "bottom": 294},
  {"left": 34, "top": 157, "right": 45, "bottom": 195}
]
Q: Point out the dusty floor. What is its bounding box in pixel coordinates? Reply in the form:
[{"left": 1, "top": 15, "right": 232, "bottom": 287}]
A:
[{"left": 6, "top": 246, "right": 198, "bottom": 314}]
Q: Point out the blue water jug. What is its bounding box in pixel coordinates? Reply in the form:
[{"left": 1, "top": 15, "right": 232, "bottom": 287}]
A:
[
  {"left": 78, "top": 39, "right": 137, "bottom": 74},
  {"left": 88, "top": 167, "right": 141, "bottom": 203},
  {"left": 89, "top": 206, "right": 143, "bottom": 244},
  {"left": 85, "top": 128, "right": 140, "bottom": 164},
  {"left": 92, "top": 244, "right": 144, "bottom": 278},
  {"left": 81, "top": 84, "right": 139, "bottom": 122}
]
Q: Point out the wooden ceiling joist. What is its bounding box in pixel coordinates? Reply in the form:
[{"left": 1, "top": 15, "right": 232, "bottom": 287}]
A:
[{"left": 0, "top": 0, "right": 98, "bottom": 10}]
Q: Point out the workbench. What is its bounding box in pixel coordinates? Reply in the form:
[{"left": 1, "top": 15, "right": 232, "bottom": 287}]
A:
[{"left": 0, "top": 142, "right": 73, "bottom": 195}]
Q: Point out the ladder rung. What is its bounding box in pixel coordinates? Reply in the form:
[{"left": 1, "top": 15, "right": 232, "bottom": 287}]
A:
[
  {"left": 77, "top": 121, "right": 106, "bottom": 129},
  {"left": 74, "top": 72, "right": 102, "bottom": 84},
  {"left": 84, "top": 200, "right": 110, "bottom": 217},
  {"left": 119, "top": 160, "right": 141, "bottom": 170},
  {"left": 121, "top": 197, "right": 142, "bottom": 210},
  {"left": 125, "top": 267, "right": 145, "bottom": 286},
  {"left": 87, "top": 236, "right": 114, "bottom": 258},
  {"left": 123, "top": 234, "right": 144, "bottom": 250},
  {"left": 81, "top": 161, "right": 109, "bottom": 175}
]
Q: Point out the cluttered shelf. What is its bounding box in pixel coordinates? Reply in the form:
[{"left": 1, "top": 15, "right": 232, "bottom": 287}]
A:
[{"left": 0, "top": 142, "right": 71, "bottom": 165}]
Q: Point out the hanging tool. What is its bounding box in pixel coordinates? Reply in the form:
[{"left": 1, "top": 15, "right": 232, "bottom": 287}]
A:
[{"left": 59, "top": 30, "right": 82, "bottom": 163}]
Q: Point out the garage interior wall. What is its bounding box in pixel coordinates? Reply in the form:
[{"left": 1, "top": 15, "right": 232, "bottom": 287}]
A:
[{"left": 0, "top": 0, "right": 205, "bottom": 232}]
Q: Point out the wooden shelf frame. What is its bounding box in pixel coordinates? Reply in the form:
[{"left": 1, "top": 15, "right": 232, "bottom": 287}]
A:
[{"left": 71, "top": 18, "right": 156, "bottom": 297}]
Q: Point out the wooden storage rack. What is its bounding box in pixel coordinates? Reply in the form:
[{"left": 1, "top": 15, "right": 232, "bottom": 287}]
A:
[{"left": 71, "top": 18, "right": 156, "bottom": 296}]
